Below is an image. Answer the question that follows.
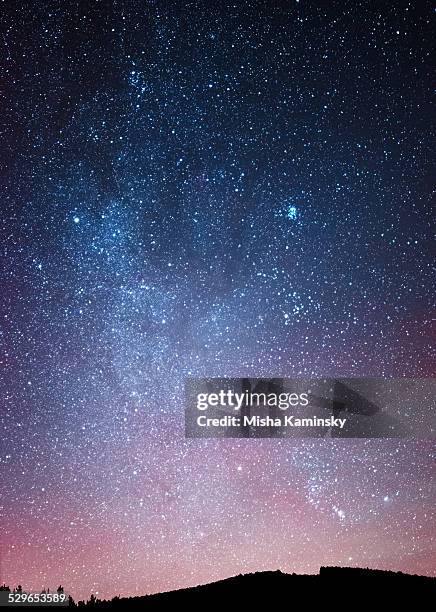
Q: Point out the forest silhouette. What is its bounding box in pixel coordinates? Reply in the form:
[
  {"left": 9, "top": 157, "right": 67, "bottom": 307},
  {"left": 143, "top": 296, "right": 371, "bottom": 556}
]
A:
[{"left": 2, "top": 567, "right": 435, "bottom": 607}]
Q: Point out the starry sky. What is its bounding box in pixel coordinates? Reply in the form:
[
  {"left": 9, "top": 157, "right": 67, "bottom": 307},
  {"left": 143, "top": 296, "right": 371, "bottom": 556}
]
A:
[{"left": 1, "top": 0, "right": 435, "bottom": 601}]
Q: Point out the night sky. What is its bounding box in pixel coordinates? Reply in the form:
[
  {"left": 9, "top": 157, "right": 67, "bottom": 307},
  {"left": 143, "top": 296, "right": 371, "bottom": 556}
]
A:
[{"left": 1, "top": 0, "right": 435, "bottom": 601}]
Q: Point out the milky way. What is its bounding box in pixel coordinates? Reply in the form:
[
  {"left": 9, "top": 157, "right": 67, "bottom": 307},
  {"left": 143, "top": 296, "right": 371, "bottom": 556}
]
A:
[{"left": 1, "top": 0, "right": 435, "bottom": 601}]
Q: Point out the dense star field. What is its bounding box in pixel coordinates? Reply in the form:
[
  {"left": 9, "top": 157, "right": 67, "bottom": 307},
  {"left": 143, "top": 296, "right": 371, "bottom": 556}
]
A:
[{"left": 1, "top": 0, "right": 435, "bottom": 601}]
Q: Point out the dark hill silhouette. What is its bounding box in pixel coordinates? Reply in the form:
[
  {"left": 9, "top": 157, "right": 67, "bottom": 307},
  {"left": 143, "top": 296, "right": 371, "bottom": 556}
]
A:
[{"left": 71, "top": 567, "right": 435, "bottom": 607}]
